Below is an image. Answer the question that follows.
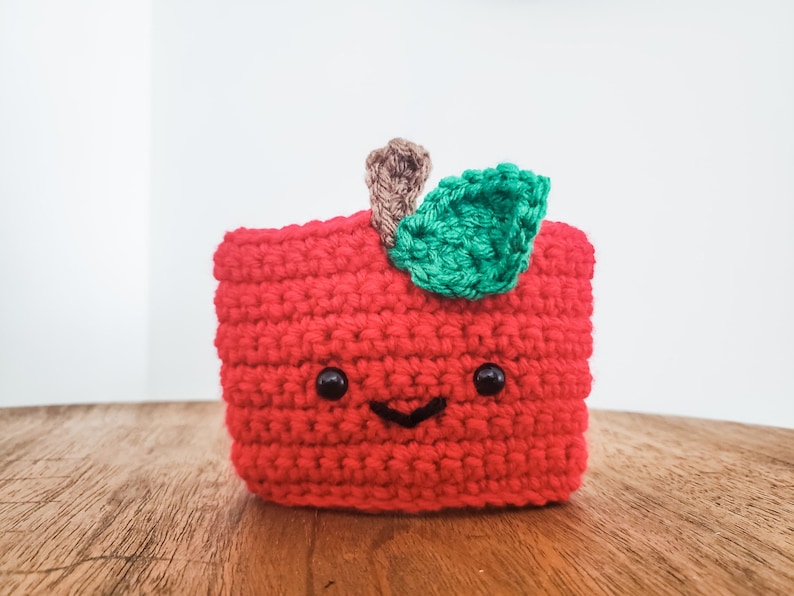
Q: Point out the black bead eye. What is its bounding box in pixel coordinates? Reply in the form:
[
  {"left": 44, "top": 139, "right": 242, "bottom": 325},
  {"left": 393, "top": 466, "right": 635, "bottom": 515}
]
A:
[
  {"left": 315, "top": 367, "right": 348, "bottom": 401},
  {"left": 473, "top": 363, "right": 505, "bottom": 396}
]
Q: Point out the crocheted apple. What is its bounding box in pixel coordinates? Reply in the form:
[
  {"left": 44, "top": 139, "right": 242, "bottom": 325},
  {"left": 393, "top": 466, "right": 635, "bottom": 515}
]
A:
[{"left": 214, "top": 139, "right": 594, "bottom": 512}]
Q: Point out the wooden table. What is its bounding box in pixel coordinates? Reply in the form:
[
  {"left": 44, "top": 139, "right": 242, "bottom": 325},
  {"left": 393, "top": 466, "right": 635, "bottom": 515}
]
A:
[{"left": 0, "top": 402, "right": 792, "bottom": 595}]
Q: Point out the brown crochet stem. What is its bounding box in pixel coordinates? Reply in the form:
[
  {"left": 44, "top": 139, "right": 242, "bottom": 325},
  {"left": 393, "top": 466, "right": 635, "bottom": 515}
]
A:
[{"left": 365, "top": 138, "right": 432, "bottom": 247}]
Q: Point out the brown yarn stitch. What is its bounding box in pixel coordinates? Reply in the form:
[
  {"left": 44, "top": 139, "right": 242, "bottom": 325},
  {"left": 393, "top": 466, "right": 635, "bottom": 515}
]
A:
[{"left": 365, "top": 138, "right": 432, "bottom": 247}]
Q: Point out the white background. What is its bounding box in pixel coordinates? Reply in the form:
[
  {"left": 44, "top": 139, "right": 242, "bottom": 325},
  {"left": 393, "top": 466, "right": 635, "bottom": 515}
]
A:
[
  {"left": 1, "top": 0, "right": 793, "bottom": 428},
  {"left": 1, "top": 1, "right": 150, "bottom": 404}
]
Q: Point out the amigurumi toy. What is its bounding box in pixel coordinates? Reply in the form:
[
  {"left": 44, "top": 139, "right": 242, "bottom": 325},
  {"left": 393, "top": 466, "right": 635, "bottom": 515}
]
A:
[{"left": 213, "top": 139, "right": 595, "bottom": 513}]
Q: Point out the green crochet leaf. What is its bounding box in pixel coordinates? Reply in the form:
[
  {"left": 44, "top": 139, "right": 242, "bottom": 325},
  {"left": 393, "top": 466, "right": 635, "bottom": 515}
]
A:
[{"left": 387, "top": 163, "right": 549, "bottom": 300}]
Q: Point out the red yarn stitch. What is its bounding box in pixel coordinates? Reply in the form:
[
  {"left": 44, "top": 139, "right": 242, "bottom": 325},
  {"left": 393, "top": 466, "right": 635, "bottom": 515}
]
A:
[{"left": 214, "top": 209, "right": 594, "bottom": 512}]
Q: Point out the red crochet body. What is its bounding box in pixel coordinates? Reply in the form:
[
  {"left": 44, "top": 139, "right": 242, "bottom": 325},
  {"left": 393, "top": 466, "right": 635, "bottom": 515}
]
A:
[{"left": 214, "top": 209, "right": 595, "bottom": 512}]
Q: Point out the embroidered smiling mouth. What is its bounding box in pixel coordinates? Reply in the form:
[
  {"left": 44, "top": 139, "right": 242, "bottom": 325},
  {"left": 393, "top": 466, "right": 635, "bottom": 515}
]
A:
[{"left": 368, "top": 398, "right": 447, "bottom": 429}]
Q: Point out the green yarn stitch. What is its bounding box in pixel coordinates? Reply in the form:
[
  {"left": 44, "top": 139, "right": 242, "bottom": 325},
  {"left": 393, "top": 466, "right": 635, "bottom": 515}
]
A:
[{"left": 387, "top": 163, "right": 549, "bottom": 300}]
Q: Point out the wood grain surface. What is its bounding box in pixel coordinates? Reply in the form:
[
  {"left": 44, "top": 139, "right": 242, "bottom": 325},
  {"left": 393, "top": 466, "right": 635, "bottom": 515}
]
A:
[{"left": 0, "top": 402, "right": 792, "bottom": 595}]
